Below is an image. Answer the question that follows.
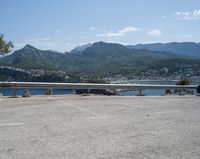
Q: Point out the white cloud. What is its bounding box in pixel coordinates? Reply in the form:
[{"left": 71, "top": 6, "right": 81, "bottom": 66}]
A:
[
  {"left": 148, "top": 29, "right": 162, "bottom": 36},
  {"left": 55, "top": 30, "right": 60, "bottom": 33},
  {"left": 97, "top": 26, "right": 140, "bottom": 38},
  {"left": 25, "top": 37, "right": 51, "bottom": 44},
  {"left": 90, "top": 26, "right": 96, "bottom": 31},
  {"left": 175, "top": 9, "right": 200, "bottom": 20}
]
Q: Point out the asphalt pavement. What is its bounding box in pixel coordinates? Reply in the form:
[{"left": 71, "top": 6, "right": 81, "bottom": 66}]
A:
[{"left": 0, "top": 95, "right": 200, "bottom": 159}]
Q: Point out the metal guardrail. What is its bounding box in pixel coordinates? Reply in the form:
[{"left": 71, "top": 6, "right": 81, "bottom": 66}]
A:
[{"left": 0, "top": 81, "right": 198, "bottom": 90}]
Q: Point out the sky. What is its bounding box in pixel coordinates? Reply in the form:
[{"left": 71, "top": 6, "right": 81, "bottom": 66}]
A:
[{"left": 1, "top": 0, "right": 200, "bottom": 52}]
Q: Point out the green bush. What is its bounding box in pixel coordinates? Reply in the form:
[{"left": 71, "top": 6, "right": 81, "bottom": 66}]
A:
[{"left": 176, "top": 79, "right": 190, "bottom": 85}]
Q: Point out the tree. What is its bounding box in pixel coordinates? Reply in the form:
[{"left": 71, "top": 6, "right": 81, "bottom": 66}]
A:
[
  {"left": 0, "top": 34, "right": 14, "bottom": 55},
  {"left": 175, "top": 78, "right": 191, "bottom": 95},
  {"left": 176, "top": 78, "right": 190, "bottom": 85}
]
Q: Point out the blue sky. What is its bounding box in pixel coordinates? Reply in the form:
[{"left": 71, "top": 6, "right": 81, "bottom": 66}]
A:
[{"left": 1, "top": 0, "right": 200, "bottom": 52}]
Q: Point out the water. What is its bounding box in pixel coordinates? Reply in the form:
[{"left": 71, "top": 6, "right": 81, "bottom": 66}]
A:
[
  {"left": 0, "top": 88, "right": 73, "bottom": 96},
  {"left": 119, "top": 89, "right": 165, "bottom": 96},
  {"left": 0, "top": 81, "right": 199, "bottom": 96},
  {"left": 119, "top": 80, "right": 175, "bottom": 96},
  {"left": 118, "top": 80, "right": 199, "bottom": 96}
]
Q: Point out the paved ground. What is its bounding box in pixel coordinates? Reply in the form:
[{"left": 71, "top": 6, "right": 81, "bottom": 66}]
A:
[{"left": 0, "top": 95, "right": 200, "bottom": 159}]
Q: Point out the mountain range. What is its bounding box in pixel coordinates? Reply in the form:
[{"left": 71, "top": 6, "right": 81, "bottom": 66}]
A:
[
  {"left": 128, "top": 42, "right": 200, "bottom": 58},
  {"left": 0, "top": 41, "right": 199, "bottom": 77}
]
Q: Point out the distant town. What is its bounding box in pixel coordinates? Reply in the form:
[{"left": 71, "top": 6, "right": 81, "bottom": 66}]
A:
[{"left": 1, "top": 65, "right": 200, "bottom": 83}]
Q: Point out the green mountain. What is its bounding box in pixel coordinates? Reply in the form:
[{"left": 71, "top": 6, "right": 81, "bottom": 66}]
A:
[
  {"left": 0, "top": 44, "right": 66, "bottom": 70},
  {"left": 128, "top": 42, "right": 200, "bottom": 57},
  {"left": 65, "top": 41, "right": 181, "bottom": 76},
  {"left": 0, "top": 42, "right": 195, "bottom": 77}
]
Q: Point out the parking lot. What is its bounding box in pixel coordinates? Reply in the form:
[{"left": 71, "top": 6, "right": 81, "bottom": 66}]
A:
[{"left": 0, "top": 95, "right": 200, "bottom": 159}]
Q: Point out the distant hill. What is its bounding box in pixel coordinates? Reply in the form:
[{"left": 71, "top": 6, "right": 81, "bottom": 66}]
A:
[
  {"left": 0, "top": 44, "right": 66, "bottom": 70},
  {"left": 0, "top": 41, "right": 196, "bottom": 77},
  {"left": 127, "top": 42, "right": 200, "bottom": 57}
]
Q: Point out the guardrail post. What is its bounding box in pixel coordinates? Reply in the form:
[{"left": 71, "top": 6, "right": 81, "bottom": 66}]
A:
[
  {"left": 197, "top": 85, "right": 200, "bottom": 96},
  {"left": 137, "top": 89, "right": 145, "bottom": 96},
  {"left": 73, "top": 89, "right": 76, "bottom": 95},
  {"left": 12, "top": 89, "right": 17, "bottom": 97},
  {"left": 139, "top": 89, "right": 142, "bottom": 96}
]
